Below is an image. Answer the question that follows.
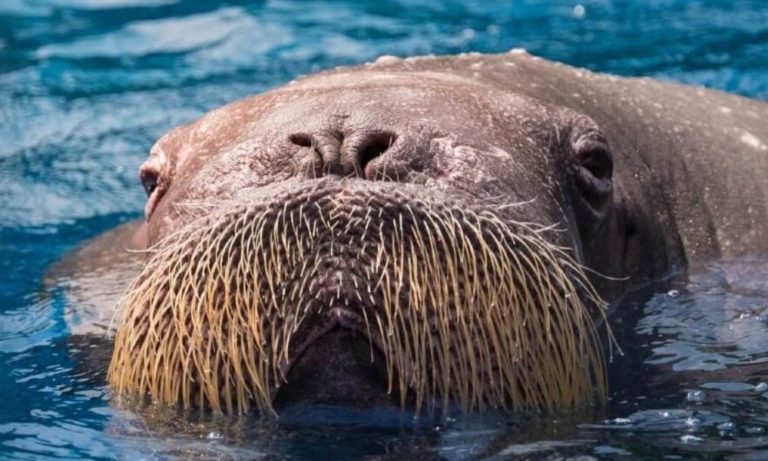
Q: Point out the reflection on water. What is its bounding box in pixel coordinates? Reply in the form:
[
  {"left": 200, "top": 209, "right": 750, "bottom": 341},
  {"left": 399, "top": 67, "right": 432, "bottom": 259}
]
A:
[
  {"left": 1, "top": 0, "right": 767, "bottom": 459},
  {"left": 596, "top": 261, "right": 768, "bottom": 459}
]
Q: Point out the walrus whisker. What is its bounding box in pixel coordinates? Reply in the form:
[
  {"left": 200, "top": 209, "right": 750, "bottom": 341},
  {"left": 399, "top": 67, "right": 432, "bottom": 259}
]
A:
[
  {"left": 108, "top": 196, "right": 609, "bottom": 415},
  {"left": 575, "top": 263, "right": 630, "bottom": 282}
]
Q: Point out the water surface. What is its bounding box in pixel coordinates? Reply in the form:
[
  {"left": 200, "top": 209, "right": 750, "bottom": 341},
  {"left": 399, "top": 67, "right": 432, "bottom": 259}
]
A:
[{"left": 1, "top": 0, "right": 767, "bottom": 459}]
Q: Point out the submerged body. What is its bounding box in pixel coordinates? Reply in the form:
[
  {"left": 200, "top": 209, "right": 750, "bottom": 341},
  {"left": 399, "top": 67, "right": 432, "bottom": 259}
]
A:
[{"left": 59, "top": 51, "right": 768, "bottom": 416}]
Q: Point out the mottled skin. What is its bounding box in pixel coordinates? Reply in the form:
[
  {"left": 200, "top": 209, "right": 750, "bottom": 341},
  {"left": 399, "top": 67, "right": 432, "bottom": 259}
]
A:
[{"left": 57, "top": 51, "right": 768, "bottom": 409}]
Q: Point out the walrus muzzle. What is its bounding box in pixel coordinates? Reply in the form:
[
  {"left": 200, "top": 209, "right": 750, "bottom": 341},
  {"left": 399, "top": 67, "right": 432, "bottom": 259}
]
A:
[{"left": 108, "top": 181, "right": 609, "bottom": 415}]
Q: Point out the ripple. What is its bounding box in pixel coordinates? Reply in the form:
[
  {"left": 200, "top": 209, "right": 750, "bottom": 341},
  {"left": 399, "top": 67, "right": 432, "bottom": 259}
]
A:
[
  {"left": 44, "top": 0, "right": 179, "bottom": 9},
  {"left": 635, "top": 261, "right": 768, "bottom": 372},
  {"left": 1, "top": 0, "right": 768, "bottom": 460},
  {"left": 0, "top": 299, "right": 61, "bottom": 354},
  {"left": 37, "top": 7, "right": 260, "bottom": 59}
]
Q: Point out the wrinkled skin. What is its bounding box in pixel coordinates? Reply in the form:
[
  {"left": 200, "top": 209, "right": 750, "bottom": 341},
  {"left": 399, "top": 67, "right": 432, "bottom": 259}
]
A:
[{"left": 57, "top": 51, "right": 768, "bottom": 412}]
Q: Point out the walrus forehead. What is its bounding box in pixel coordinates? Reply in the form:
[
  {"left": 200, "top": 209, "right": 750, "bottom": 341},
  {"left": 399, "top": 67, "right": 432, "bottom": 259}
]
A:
[
  {"left": 281, "top": 70, "right": 499, "bottom": 95},
  {"left": 264, "top": 71, "right": 553, "bottom": 128},
  {"left": 149, "top": 70, "right": 560, "bottom": 173}
]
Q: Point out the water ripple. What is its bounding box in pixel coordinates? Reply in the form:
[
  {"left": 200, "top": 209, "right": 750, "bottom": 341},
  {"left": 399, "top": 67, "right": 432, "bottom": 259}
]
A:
[{"left": 1, "top": 1, "right": 767, "bottom": 459}]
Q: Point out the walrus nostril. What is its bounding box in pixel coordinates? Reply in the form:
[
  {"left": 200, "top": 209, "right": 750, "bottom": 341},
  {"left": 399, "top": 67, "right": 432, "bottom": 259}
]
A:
[
  {"left": 359, "top": 133, "right": 396, "bottom": 175},
  {"left": 293, "top": 130, "right": 397, "bottom": 179},
  {"left": 289, "top": 133, "right": 314, "bottom": 148}
]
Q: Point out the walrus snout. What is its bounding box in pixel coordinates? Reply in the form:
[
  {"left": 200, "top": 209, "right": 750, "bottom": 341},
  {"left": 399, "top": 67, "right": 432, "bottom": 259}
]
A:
[{"left": 109, "top": 181, "right": 609, "bottom": 415}]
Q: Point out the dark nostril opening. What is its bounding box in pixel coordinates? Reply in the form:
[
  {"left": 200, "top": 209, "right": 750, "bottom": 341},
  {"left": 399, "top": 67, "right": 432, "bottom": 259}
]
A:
[
  {"left": 289, "top": 133, "right": 313, "bottom": 148},
  {"left": 360, "top": 133, "right": 396, "bottom": 171}
]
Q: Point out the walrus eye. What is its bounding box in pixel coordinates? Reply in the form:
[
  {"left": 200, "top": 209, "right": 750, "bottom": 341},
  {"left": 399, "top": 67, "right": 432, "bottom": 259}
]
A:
[
  {"left": 140, "top": 169, "right": 159, "bottom": 197},
  {"left": 573, "top": 135, "right": 613, "bottom": 205},
  {"left": 579, "top": 145, "right": 612, "bottom": 182}
]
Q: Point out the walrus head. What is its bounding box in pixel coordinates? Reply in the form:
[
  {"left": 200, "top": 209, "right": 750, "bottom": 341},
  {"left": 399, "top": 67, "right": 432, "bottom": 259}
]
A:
[{"left": 108, "top": 69, "right": 617, "bottom": 416}]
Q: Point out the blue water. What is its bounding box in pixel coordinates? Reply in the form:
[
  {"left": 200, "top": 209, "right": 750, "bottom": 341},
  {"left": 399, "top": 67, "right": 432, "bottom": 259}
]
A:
[{"left": 1, "top": 1, "right": 767, "bottom": 459}]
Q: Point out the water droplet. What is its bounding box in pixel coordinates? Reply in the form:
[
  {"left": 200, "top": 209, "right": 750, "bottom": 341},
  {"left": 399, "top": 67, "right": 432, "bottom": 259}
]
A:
[
  {"left": 667, "top": 289, "right": 680, "bottom": 297},
  {"left": 745, "top": 426, "right": 765, "bottom": 435},
  {"left": 460, "top": 28, "right": 475, "bottom": 41},
  {"left": 611, "top": 417, "right": 632, "bottom": 425},
  {"left": 717, "top": 422, "right": 735, "bottom": 431},
  {"left": 755, "top": 382, "right": 768, "bottom": 393},
  {"left": 681, "top": 434, "right": 703, "bottom": 443},
  {"left": 573, "top": 4, "right": 586, "bottom": 18},
  {"left": 207, "top": 432, "right": 223, "bottom": 439},
  {"left": 686, "top": 390, "right": 706, "bottom": 403}
]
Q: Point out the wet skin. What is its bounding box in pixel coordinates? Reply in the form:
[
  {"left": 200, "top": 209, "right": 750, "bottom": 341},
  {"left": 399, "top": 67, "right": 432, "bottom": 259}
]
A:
[{"left": 56, "top": 51, "right": 768, "bottom": 412}]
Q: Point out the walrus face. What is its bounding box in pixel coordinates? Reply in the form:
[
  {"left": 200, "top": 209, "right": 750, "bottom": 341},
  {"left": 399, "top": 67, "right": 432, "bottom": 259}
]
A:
[{"left": 109, "top": 71, "right": 615, "bottom": 415}]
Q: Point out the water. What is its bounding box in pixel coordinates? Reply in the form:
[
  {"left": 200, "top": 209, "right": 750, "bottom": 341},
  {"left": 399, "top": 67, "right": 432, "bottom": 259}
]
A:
[{"left": 1, "top": 0, "right": 767, "bottom": 459}]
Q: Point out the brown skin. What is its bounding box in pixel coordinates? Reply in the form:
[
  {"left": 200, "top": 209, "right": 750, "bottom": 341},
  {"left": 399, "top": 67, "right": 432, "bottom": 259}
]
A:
[{"left": 62, "top": 51, "right": 768, "bottom": 409}]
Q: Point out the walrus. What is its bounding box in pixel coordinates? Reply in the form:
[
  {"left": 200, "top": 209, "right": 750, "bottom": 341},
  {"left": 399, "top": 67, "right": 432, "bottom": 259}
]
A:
[{"left": 56, "top": 50, "right": 768, "bottom": 417}]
